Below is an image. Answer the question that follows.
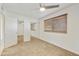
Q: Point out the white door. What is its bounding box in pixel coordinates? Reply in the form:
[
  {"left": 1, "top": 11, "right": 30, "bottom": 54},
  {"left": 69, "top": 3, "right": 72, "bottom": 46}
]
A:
[
  {"left": 0, "top": 14, "right": 4, "bottom": 54},
  {"left": 24, "top": 18, "right": 30, "bottom": 41},
  {"left": 4, "top": 16, "right": 17, "bottom": 48}
]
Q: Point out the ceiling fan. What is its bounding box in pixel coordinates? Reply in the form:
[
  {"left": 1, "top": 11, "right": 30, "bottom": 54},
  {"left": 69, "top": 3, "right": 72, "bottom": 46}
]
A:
[{"left": 40, "top": 4, "right": 59, "bottom": 11}]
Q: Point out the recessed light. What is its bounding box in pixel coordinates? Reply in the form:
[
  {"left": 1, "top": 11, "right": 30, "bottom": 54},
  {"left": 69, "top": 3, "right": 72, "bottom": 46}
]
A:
[{"left": 40, "top": 7, "right": 45, "bottom": 11}]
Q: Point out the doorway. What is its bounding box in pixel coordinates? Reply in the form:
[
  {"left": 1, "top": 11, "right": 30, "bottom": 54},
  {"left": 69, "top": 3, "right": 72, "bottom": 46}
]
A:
[{"left": 17, "top": 20, "right": 24, "bottom": 46}]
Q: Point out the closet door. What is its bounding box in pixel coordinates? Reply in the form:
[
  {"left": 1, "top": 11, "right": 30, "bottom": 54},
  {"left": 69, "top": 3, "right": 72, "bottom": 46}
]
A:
[
  {"left": 4, "top": 16, "right": 17, "bottom": 48},
  {"left": 0, "top": 14, "right": 4, "bottom": 54},
  {"left": 24, "top": 18, "right": 30, "bottom": 42}
]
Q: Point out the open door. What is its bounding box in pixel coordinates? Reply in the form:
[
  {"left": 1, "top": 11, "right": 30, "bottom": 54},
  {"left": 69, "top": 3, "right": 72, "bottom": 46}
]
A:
[
  {"left": 24, "top": 18, "right": 30, "bottom": 42},
  {"left": 4, "top": 16, "right": 17, "bottom": 48}
]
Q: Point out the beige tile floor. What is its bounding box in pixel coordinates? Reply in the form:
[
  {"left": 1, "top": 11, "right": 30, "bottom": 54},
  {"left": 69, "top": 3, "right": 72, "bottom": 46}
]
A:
[{"left": 1, "top": 37, "right": 78, "bottom": 56}]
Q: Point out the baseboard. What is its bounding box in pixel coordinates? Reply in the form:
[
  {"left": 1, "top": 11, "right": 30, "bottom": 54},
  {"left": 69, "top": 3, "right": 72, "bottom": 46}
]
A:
[{"left": 32, "top": 36, "right": 79, "bottom": 55}]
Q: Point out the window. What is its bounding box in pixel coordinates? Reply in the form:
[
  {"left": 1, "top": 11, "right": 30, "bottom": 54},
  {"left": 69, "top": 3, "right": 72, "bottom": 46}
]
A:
[{"left": 44, "top": 14, "right": 67, "bottom": 33}]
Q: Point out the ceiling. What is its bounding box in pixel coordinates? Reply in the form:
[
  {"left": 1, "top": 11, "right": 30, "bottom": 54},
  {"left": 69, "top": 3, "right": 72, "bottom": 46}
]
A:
[{"left": 2, "top": 3, "right": 73, "bottom": 19}]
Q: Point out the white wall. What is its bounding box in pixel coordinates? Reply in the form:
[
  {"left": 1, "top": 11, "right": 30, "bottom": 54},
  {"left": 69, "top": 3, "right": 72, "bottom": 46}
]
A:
[
  {"left": 0, "top": 4, "right": 31, "bottom": 55},
  {"left": 31, "top": 4, "right": 79, "bottom": 54},
  {"left": 3, "top": 11, "right": 31, "bottom": 48}
]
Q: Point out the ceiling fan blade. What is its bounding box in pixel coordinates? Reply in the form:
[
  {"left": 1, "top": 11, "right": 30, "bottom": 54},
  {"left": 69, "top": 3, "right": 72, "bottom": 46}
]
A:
[{"left": 45, "top": 5, "right": 59, "bottom": 9}]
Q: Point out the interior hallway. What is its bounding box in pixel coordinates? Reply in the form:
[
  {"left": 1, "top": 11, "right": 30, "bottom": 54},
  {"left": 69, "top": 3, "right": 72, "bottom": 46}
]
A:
[{"left": 1, "top": 36, "right": 78, "bottom": 56}]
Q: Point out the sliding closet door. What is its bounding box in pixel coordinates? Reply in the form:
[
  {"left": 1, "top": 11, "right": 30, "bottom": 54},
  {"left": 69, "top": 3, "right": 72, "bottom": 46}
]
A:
[
  {"left": 4, "top": 16, "right": 17, "bottom": 48},
  {"left": 24, "top": 18, "right": 30, "bottom": 41}
]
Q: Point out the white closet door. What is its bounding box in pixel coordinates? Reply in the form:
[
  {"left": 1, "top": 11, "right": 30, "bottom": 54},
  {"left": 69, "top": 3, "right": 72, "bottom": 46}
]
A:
[
  {"left": 0, "top": 14, "right": 2, "bottom": 52},
  {"left": 0, "top": 14, "right": 4, "bottom": 55},
  {"left": 24, "top": 18, "right": 30, "bottom": 41},
  {"left": 5, "top": 16, "right": 17, "bottom": 48}
]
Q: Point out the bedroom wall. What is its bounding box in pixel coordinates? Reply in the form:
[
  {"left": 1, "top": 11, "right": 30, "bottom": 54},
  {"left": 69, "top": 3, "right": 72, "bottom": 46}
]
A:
[
  {"left": 3, "top": 9, "right": 31, "bottom": 48},
  {"left": 0, "top": 10, "right": 31, "bottom": 54},
  {"left": 31, "top": 4, "right": 79, "bottom": 54}
]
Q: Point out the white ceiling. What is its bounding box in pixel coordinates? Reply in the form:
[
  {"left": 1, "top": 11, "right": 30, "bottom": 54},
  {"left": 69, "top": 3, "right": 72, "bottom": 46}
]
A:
[{"left": 2, "top": 3, "right": 72, "bottom": 19}]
